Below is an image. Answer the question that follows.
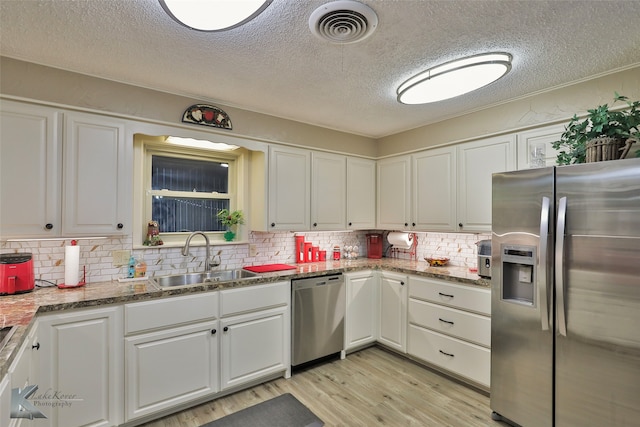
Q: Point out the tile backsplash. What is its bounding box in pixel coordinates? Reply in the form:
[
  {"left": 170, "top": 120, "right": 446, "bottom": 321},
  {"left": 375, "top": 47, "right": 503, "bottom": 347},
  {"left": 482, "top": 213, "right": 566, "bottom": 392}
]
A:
[{"left": 1, "top": 230, "right": 490, "bottom": 285}]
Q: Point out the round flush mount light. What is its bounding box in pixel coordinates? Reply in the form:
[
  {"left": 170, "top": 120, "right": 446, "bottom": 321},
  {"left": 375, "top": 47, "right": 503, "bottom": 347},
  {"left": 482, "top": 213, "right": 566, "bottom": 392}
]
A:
[
  {"left": 159, "top": 0, "right": 272, "bottom": 32},
  {"left": 397, "top": 52, "right": 512, "bottom": 104},
  {"left": 309, "top": 0, "right": 378, "bottom": 44}
]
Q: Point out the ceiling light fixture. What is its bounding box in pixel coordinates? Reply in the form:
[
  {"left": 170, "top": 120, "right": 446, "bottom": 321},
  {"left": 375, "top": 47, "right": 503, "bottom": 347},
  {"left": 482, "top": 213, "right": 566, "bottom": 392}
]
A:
[
  {"left": 159, "top": 0, "right": 272, "bottom": 32},
  {"left": 397, "top": 52, "right": 512, "bottom": 104}
]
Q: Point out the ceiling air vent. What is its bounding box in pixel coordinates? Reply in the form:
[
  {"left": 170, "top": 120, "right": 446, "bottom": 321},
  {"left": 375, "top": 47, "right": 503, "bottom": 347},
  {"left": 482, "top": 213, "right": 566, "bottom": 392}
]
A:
[{"left": 309, "top": 1, "right": 378, "bottom": 44}]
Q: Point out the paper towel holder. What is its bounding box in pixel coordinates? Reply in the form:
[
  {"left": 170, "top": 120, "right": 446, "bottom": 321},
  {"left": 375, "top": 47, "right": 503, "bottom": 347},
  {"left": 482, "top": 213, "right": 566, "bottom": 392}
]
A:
[{"left": 389, "top": 232, "right": 418, "bottom": 260}]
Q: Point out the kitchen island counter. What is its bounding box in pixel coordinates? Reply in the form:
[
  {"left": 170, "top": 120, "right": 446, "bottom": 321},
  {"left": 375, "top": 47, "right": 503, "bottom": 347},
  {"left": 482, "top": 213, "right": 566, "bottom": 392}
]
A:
[{"left": 0, "top": 258, "right": 488, "bottom": 377}]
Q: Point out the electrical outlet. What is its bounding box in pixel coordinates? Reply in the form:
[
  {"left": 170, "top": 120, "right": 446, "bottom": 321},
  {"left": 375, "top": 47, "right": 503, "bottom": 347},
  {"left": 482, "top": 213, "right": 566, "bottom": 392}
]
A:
[
  {"left": 249, "top": 244, "right": 258, "bottom": 257},
  {"left": 112, "top": 250, "right": 131, "bottom": 267}
]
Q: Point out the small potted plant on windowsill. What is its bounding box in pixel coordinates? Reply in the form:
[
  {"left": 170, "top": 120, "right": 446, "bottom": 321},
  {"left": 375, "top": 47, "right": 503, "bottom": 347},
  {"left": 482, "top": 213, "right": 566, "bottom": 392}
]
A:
[
  {"left": 217, "top": 209, "right": 245, "bottom": 241},
  {"left": 552, "top": 92, "right": 640, "bottom": 165}
]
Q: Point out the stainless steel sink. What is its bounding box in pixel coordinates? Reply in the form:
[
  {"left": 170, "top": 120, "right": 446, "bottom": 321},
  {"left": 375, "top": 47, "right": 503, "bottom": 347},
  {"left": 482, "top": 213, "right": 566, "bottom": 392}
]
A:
[{"left": 151, "top": 269, "right": 260, "bottom": 288}]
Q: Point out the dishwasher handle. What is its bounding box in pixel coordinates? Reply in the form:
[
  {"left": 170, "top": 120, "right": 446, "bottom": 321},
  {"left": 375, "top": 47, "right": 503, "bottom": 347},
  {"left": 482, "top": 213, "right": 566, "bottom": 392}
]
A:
[{"left": 292, "top": 274, "right": 343, "bottom": 291}]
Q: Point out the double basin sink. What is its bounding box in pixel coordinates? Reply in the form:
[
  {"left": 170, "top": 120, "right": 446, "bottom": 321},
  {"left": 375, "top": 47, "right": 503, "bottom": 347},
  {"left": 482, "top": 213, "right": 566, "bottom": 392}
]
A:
[{"left": 150, "top": 269, "right": 260, "bottom": 288}]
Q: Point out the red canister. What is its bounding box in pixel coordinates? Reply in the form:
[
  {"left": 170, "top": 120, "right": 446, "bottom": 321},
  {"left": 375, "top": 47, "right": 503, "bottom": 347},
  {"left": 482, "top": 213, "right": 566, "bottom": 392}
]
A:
[
  {"left": 304, "top": 242, "right": 313, "bottom": 263},
  {"left": 312, "top": 246, "right": 319, "bottom": 262},
  {"left": 295, "top": 235, "right": 305, "bottom": 263}
]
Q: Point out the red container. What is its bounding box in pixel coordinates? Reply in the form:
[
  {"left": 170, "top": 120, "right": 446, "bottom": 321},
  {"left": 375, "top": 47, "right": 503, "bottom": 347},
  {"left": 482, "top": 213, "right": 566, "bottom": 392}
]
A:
[
  {"left": 319, "top": 250, "right": 326, "bottom": 261},
  {"left": 295, "top": 236, "right": 305, "bottom": 263},
  {"left": 304, "top": 242, "right": 313, "bottom": 263},
  {"left": 312, "top": 246, "right": 319, "bottom": 262},
  {"left": 366, "top": 233, "right": 383, "bottom": 259}
]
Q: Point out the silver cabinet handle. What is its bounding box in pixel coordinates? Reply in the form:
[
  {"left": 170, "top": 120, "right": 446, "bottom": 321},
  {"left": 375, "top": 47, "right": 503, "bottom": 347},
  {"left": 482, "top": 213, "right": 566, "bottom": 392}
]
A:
[
  {"left": 555, "top": 196, "right": 568, "bottom": 337},
  {"left": 539, "top": 196, "right": 550, "bottom": 331}
]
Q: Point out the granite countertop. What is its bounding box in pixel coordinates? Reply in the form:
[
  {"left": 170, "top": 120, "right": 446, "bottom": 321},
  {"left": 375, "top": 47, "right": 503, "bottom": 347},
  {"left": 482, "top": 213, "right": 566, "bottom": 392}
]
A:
[{"left": 0, "top": 258, "right": 489, "bottom": 377}]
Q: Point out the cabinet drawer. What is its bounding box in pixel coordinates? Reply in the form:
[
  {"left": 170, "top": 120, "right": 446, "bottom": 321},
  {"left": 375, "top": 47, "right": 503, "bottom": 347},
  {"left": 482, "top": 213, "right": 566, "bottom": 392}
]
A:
[
  {"left": 408, "top": 325, "right": 490, "bottom": 388},
  {"left": 220, "top": 281, "right": 289, "bottom": 317},
  {"left": 409, "top": 299, "right": 490, "bottom": 347},
  {"left": 125, "top": 292, "right": 219, "bottom": 334},
  {"left": 409, "top": 276, "right": 490, "bottom": 315}
]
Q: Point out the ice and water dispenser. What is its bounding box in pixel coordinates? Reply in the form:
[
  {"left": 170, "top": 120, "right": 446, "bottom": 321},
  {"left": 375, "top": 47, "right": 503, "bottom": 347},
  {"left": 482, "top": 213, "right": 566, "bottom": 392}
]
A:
[{"left": 501, "top": 245, "right": 536, "bottom": 306}]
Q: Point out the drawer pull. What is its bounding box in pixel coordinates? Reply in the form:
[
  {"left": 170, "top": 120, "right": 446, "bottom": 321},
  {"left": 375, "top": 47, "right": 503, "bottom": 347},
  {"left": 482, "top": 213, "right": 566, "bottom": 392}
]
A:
[
  {"left": 438, "top": 318, "right": 454, "bottom": 325},
  {"left": 439, "top": 349, "right": 455, "bottom": 357},
  {"left": 438, "top": 292, "right": 454, "bottom": 298}
]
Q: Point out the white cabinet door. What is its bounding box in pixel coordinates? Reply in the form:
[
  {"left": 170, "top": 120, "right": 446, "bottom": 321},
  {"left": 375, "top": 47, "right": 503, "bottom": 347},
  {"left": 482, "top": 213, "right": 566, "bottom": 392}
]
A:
[
  {"left": 457, "top": 135, "right": 516, "bottom": 232},
  {"left": 412, "top": 147, "right": 457, "bottom": 231},
  {"left": 38, "top": 307, "right": 123, "bottom": 427},
  {"left": 311, "top": 152, "right": 346, "bottom": 230},
  {"left": 346, "top": 157, "right": 376, "bottom": 229},
  {"left": 345, "top": 271, "right": 378, "bottom": 351},
  {"left": 268, "top": 146, "right": 311, "bottom": 231},
  {"left": 377, "top": 156, "right": 411, "bottom": 230},
  {"left": 378, "top": 271, "right": 407, "bottom": 353},
  {"left": 0, "top": 101, "right": 61, "bottom": 238},
  {"left": 219, "top": 307, "right": 288, "bottom": 391},
  {"left": 516, "top": 123, "right": 565, "bottom": 170},
  {"left": 0, "top": 375, "right": 10, "bottom": 427},
  {"left": 63, "top": 112, "right": 129, "bottom": 235},
  {"left": 124, "top": 321, "right": 218, "bottom": 421}
]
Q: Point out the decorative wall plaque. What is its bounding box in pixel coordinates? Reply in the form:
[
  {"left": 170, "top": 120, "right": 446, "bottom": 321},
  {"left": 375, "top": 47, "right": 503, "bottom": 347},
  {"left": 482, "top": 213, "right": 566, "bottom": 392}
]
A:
[{"left": 182, "top": 104, "right": 232, "bottom": 130}]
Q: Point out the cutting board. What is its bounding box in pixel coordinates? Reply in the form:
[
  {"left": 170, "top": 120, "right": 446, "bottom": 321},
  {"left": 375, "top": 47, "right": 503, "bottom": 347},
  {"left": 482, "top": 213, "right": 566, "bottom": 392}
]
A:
[{"left": 243, "top": 264, "right": 297, "bottom": 273}]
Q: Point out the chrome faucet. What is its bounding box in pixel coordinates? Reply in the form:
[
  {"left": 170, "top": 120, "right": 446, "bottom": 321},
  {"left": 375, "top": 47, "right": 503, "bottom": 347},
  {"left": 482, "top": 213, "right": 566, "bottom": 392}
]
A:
[{"left": 182, "top": 231, "right": 219, "bottom": 272}]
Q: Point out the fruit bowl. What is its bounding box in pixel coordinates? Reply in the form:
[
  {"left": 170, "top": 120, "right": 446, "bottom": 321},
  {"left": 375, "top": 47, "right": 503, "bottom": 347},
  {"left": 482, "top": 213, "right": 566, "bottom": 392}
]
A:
[{"left": 425, "top": 256, "right": 450, "bottom": 267}]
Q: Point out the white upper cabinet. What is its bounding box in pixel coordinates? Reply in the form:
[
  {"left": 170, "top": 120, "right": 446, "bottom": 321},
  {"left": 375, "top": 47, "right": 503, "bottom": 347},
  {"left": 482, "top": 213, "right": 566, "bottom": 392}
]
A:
[
  {"left": 311, "top": 152, "right": 346, "bottom": 230},
  {"left": 0, "top": 102, "right": 130, "bottom": 239},
  {"left": 263, "top": 146, "right": 375, "bottom": 232},
  {"left": 412, "top": 147, "right": 457, "bottom": 231},
  {"left": 0, "top": 101, "right": 62, "bottom": 238},
  {"left": 267, "top": 145, "right": 311, "bottom": 231},
  {"left": 516, "top": 123, "right": 565, "bottom": 170},
  {"left": 63, "top": 112, "right": 129, "bottom": 235},
  {"left": 457, "top": 135, "right": 516, "bottom": 232},
  {"left": 377, "top": 155, "right": 411, "bottom": 230},
  {"left": 346, "top": 157, "right": 376, "bottom": 230}
]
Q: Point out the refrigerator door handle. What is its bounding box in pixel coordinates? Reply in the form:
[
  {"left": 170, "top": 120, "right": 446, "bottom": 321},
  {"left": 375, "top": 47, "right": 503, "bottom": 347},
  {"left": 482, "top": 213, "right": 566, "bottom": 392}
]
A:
[
  {"left": 555, "top": 196, "right": 568, "bottom": 337},
  {"left": 539, "top": 196, "right": 550, "bottom": 331}
]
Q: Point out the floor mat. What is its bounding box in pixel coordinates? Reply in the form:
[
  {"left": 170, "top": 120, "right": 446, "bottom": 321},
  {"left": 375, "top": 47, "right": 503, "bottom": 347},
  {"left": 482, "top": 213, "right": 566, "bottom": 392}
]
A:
[{"left": 202, "top": 393, "right": 324, "bottom": 427}]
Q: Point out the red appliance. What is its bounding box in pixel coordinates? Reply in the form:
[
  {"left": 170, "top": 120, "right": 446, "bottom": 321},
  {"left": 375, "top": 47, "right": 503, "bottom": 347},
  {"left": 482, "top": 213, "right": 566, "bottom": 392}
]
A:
[
  {"left": 0, "top": 253, "right": 35, "bottom": 295},
  {"left": 366, "top": 233, "right": 383, "bottom": 259}
]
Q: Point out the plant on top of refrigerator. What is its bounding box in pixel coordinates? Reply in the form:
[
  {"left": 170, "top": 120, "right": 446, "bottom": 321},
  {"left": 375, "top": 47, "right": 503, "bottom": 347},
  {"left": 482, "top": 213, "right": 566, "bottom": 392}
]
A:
[{"left": 552, "top": 92, "right": 640, "bottom": 165}]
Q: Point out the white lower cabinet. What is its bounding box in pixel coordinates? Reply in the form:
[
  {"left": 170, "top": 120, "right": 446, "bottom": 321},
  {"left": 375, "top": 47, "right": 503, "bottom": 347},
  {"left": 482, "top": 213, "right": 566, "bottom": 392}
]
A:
[
  {"left": 2, "top": 323, "right": 40, "bottom": 427},
  {"left": 220, "top": 307, "right": 287, "bottom": 390},
  {"left": 125, "top": 321, "right": 219, "bottom": 420},
  {"left": 407, "top": 276, "right": 491, "bottom": 389},
  {"left": 378, "top": 271, "right": 407, "bottom": 353},
  {"left": 345, "top": 270, "right": 378, "bottom": 351},
  {"left": 38, "top": 307, "right": 123, "bottom": 427},
  {"left": 124, "top": 292, "right": 219, "bottom": 422},
  {"left": 219, "top": 281, "right": 290, "bottom": 391}
]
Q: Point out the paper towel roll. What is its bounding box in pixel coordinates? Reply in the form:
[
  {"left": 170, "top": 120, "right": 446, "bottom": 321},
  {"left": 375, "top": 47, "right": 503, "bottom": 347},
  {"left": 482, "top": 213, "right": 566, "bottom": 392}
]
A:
[
  {"left": 64, "top": 244, "right": 80, "bottom": 286},
  {"left": 387, "top": 232, "right": 413, "bottom": 250}
]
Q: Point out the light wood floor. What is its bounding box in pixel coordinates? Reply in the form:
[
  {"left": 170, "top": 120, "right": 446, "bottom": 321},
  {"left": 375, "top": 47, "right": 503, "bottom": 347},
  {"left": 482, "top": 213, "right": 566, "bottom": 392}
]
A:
[{"left": 140, "top": 346, "right": 507, "bottom": 427}]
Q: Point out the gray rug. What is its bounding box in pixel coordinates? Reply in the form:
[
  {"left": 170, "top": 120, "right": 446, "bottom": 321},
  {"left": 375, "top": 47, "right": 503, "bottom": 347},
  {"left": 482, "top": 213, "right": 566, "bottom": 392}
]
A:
[{"left": 203, "top": 393, "right": 324, "bottom": 427}]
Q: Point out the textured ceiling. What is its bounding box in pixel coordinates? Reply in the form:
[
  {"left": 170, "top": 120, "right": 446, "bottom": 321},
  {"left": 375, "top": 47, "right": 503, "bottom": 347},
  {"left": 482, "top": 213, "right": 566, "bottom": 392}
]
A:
[{"left": 1, "top": 0, "right": 639, "bottom": 138}]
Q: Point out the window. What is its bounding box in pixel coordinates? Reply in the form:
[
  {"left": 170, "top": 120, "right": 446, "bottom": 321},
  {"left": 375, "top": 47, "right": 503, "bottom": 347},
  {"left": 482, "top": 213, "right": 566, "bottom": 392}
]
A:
[
  {"left": 135, "top": 134, "right": 244, "bottom": 246},
  {"left": 150, "top": 155, "right": 230, "bottom": 232}
]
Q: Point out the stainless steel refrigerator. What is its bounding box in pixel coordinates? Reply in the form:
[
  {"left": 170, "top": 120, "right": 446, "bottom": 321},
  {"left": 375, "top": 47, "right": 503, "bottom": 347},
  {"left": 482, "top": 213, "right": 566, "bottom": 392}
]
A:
[{"left": 490, "top": 158, "right": 640, "bottom": 427}]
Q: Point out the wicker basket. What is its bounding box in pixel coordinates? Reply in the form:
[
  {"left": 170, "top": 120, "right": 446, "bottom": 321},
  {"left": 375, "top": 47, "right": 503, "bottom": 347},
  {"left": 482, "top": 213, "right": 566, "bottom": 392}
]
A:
[{"left": 585, "top": 137, "right": 634, "bottom": 162}]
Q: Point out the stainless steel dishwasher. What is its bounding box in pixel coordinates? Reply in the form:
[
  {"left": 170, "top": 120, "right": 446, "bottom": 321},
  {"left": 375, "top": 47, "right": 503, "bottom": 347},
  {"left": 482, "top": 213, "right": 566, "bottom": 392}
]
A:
[{"left": 291, "top": 273, "right": 345, "bottom": 366}]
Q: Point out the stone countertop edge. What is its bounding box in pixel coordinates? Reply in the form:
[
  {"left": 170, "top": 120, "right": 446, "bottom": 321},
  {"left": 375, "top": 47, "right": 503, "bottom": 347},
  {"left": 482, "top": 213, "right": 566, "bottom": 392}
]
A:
[{"left": 0, "top": 258, "right": 490, "bottom": 377}]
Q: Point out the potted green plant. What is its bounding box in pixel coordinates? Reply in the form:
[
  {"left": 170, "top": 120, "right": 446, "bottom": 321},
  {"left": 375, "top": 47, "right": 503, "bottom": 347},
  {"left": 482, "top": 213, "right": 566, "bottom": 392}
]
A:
[
  {"left": 552, "top": 92, "right": 640, "bottom": 165},
  {"left": 216, "top": 209, "right": 244, "bottom": 241}
]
